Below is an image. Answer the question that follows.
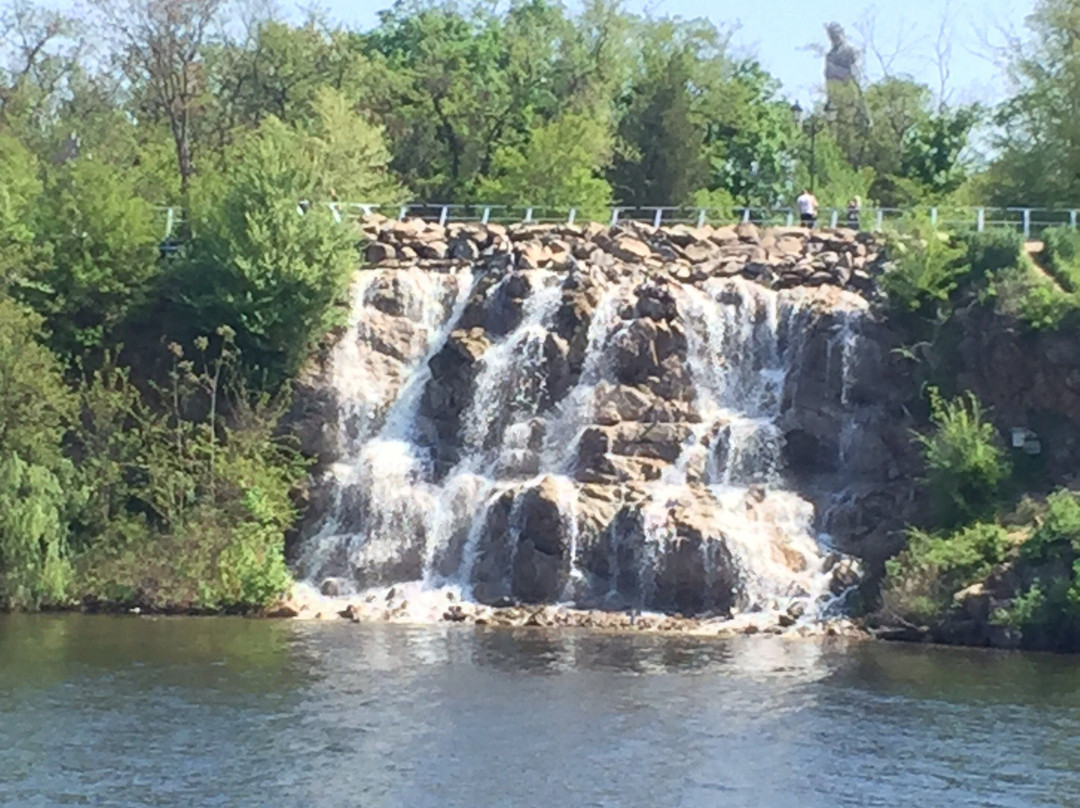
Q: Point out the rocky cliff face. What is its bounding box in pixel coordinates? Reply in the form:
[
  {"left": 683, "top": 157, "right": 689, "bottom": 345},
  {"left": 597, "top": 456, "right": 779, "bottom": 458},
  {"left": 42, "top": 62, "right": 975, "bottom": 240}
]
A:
[{"left": 291, "top": 216, "right": 922, "bottom": 623}]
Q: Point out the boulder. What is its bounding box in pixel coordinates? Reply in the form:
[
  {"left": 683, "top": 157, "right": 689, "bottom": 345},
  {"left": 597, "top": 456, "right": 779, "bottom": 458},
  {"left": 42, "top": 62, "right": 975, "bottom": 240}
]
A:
[
  {"left": 415, "top": 240, "right": 449, "bottom": 260},
  {"left": 512, "top": 477, "right": 571, "bottom": 602},
  {"left": 515, "top": 242, "right": 551, "bottom": 269},
  {"left": 678, "top": 241, "right": 719, "bottom": 263},
  {"left": 735, "top": 222, "right": 761, "bottom": 242},
  {"left": 365, "top": 242, "right": 394, "bottom": 264},
  {"left": 609, "top": 236, "right": 653, "bottom": 263},
  {"left": 611, "top": 319, "right": 661, "bottom": 383},
  {"left": 357, "top": 310, "right": 427, "bottom": 363}
]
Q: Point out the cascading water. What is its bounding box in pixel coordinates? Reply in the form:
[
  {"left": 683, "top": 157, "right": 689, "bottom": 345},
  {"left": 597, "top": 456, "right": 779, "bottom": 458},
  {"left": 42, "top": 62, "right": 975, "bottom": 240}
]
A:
[{"left": 296, "top": 261, "right": 870, "bottom": 624}]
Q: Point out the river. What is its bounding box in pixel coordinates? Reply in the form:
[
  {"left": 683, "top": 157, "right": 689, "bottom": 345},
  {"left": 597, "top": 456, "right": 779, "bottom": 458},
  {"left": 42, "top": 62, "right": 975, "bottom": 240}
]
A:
[{"left": 2, "top": 615, "right": 1079, "bottom": 807}]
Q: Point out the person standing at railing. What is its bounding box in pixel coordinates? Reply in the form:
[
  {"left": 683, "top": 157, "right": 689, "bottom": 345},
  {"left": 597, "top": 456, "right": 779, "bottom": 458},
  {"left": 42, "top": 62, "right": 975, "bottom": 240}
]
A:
[
  {"left": 796, "top": 189, "right": 818, "bottom": 228},
  {"left": 847, "top": 197, "right": 860, "bottom": 230}
]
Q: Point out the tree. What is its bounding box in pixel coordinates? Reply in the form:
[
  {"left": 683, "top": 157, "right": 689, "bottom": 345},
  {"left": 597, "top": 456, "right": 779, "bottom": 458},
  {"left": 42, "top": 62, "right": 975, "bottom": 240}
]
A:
[
  {"left": 31, "top": 157, "right": 160, "bottom": 360},
  {"left": 703, "top": 60, "right": 799, "bottom": 207},
  {"left": 0, "top": 298, "right": 77, "bottom": 608},
  {"left": 613, "top": 16, "right": 730, "bottom": 205},
  {"left": 477, "top": 112, "right": 613, "bottom": 217},
  {"left": 165, "top": 116, "right": 359, "bottom": 385},
  {"left": 90, "top": 0, "right": 226, "bottom": 200},
  {"left": 362, "top": 0, "right": 580, "bottom": 200},
  {"left": 985, "top": 0, "right": 1080, "bottom": 206}
]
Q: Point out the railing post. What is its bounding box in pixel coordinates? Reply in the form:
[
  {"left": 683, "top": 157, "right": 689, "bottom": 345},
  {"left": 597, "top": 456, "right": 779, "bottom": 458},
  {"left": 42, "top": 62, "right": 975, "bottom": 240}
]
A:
[
  {"left": 930, "top": 207, "right": 938, "bottom": 226},
  {"left": 1071, "top": 210, "right": 1078, "bottom": 229},
  {"left": 652, "top": 208, "right": 663, "bottom": 228},
  {"left": 741, "top": 207, "right": 751, "bottom": 223},
  {"left": 611, "top": 207, "right": 621, "bottom": 226},
  {"left": 786, "top": 210, "right": 794, "bottom": 227},
  {"left": 398, "top": 205, "right": 408, "bottom": 221},
  {"left": 977, "top": 207, "right": 985, "bottom": 232},
  {"left": 164, "top": 207, "right": 175, "bottom": 239},
  {"left": 696, "top": 209, "right": 707, "bottom": 228},
  {"left": 875, "top": 209, "right": 884, "bottom": 231},
  {"left": 523, "top": 207, "right": 534, "bottom": 223},
  {"left": 438, "top": 205, "right": 450, "bottom": 227},
  {"left": 829, "top": 209, "right": 839, "bottom": 228},
  {"left": 1023, "top": 208, "right": 1031, "bottom": 238},
  {"left": 481, "top": 206, "right": 491, "bottom": 224},
  {"left": 567, "top": 208, "right": 577, "bottom": 225}
]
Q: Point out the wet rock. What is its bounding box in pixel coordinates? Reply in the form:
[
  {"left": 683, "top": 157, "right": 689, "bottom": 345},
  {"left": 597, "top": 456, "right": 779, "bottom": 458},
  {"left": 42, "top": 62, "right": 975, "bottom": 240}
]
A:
[
  {"left": 611, "top": 319, "right": 660, "bottom": 383},
  {"left": 357, "top": 310, "right": 427, "bottom": 363}
]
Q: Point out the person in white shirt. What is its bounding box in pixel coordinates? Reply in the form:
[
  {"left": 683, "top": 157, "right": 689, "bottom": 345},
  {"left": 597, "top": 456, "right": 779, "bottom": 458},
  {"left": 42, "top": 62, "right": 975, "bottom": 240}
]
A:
[{"left": 796, "top": 189, "right": 818, "bottom": 228}]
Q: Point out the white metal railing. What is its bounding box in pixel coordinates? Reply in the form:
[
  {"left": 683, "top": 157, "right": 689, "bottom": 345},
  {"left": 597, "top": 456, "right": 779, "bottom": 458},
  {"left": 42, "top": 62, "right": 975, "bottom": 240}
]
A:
[{"left": 155, "top": 203, "right": 1080, "bottom": 242}]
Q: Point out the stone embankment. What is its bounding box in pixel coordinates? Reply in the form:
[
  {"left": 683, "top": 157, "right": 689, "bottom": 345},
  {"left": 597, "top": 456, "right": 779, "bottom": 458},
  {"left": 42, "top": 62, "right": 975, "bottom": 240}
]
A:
[{"left": 358, "top": 215, "right": 884, "bottom": 296}]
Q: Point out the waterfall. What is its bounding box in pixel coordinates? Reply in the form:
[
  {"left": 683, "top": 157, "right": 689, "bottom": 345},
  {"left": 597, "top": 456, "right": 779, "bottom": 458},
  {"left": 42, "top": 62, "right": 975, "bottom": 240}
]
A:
[{"left": 295, "top": 263, "right": 869, "bottom": 623}]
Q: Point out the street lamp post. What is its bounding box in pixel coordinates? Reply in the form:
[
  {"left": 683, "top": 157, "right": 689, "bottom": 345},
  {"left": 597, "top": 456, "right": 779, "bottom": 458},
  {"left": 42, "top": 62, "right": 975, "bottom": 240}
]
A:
[
  {"left": 794, "top": 101, "right": 833, "bottom": 192},
  {"left": 791, "top": 101, "right": 820, "bottom": 191}
]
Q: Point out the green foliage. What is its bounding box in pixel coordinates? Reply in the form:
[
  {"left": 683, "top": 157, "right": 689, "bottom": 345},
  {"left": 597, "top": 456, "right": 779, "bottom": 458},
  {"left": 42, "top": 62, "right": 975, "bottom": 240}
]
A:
[
  {"left": 0, "top": 299, "right": 79, "bottom": 608},
  {"left": 169, "top": 117, "right": 358, "bottom": 385},
  {"left": 882, "top": 522, "right": 1011, "bottom": 623},
  {"left": 31, "top": 158, "right": 160, "bottom": 360},
  {"left": 961, "top": 228, "right": 1026, "bottom": 280},
  {"left": 985, "top": 0, "right": 1080, "bottom": 206},
  {"left": 73, "top": 338, "right": 304, "bottom": 610},
  {"left": 1040, "top": 226, "right": 1080, "bottom": 291},
  {"left": 990, "top": 490, "right": 1080, "bottom": 649},
  {"left": 704, "top": 60, "right": 799, "bottom": 207},
  {"left": 477, "top": 112, "right": 613, "bottom": 218},
  {"left": 914, "top": 387, "right": 1010, "bottom": 527},
  {"left": 993, "top": 261, "right": 1080, "bottom": 330},
  {"left": 881, "top": 220, "right": 967, "bottom": 320},
  {"left": 899, "top": 106, "right": 981, "bottom": 199},
  {"left": 0, "top": 133, "right": 46, "bottom": 294}
]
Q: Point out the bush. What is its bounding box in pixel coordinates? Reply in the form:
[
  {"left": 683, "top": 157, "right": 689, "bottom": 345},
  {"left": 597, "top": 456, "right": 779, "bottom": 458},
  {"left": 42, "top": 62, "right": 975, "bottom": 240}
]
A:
[
  {"left": 1041, "top": 226, "right": 1080, "bottom": 291},
  {"left": 959, "top": 228, "right": 1025, "bottom": 282},
  {"left": 881, "top": 220, "right": 966, "bottom": 321},
  {"left": 1022, "top": 489, "right": 1080, "bottom": 560},
  {"left": 72, "top": 337, "right": 306, "bottom": 611},
  {"left": 914, "top": 387, "right": 1010, "bottom": 526},
  {"left": 994, "top": 264, "right": 1080, "bottom": 330},
  {"left": 995, "top": 572, "right": 1080, "bottom": 650},
  {"left": 882, "top": 521, "right": 1011, "bottom": 623}
]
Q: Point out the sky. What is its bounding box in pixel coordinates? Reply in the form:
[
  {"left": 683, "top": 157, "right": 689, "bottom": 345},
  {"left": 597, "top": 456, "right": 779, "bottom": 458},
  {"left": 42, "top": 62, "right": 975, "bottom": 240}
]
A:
[{"left": 316, "top": 0, "right": 1037, "bottom": 106}]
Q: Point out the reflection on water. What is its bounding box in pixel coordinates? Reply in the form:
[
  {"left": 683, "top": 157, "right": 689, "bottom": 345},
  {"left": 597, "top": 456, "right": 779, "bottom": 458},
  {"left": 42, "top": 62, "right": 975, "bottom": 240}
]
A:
[{"left": 2, "top": 615, "right": 1080, "bottom": 807}]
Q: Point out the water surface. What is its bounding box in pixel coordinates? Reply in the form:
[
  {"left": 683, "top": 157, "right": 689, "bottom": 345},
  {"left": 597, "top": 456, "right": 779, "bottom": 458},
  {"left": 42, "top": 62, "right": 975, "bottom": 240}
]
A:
[{"left": 2, "top": 615, "right": 1079, "bottom": 807}]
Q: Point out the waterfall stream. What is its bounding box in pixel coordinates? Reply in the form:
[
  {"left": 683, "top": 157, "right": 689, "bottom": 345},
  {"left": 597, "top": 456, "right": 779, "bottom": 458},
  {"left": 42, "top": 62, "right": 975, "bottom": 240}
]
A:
[{"left": 296, "top": 264, "right": 871, "bottom": 623}]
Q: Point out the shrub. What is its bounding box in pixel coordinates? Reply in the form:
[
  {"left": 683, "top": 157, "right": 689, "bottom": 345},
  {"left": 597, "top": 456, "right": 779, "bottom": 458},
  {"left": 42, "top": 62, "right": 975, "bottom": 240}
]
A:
[
  {"left": 882, "top": 521, "right": 1011, "bottom": 623},
  {"left": 959, "top": 228, "right": 1025, "bottom": 283},
  {"left": 914, "top": 387, "right": 1011, "bottom": 526},
  {"left": 1041, "top": 226, "right": 1080, "bottom": 291},
  {"left": 1022, "top": 489, "right": 1080, "bottom": 560},
  {"left": 881, "top": 220, "right": 966, "bottom": 320},
  {"left": 994, "top": 571, "right": 1080, "bottom": 650},
  {"left": 994, "top": 264, "right": 1080, "bottom": 330},
  {"left": 71, "top": 337, "right": 306, "bottom": 611}
]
